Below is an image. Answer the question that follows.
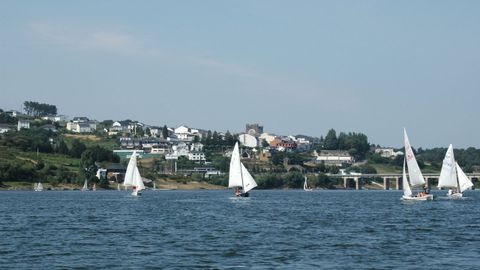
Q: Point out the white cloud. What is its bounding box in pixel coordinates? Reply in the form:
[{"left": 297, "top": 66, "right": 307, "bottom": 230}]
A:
[{"left": 29, "top": 21, "right": 147, "bottom": 54}]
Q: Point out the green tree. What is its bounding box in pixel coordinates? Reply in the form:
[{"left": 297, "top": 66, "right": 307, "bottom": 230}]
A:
[
  {"left": 70, "top": 139, "right": 87, "bottom": 158},
  {"left": 324, "top": 129, "right": 338, "bottom": 150},
  {"left": 23, "top": 101, "right": 57, "bottom": 116},
  {"left": 56, "top": 140, "right": 70, "bottom": 155},
  {"left": 284, "top": 171, "right": 304, "bottom": 188}
]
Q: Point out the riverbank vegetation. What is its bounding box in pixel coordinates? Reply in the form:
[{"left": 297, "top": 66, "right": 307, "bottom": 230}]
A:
[{"left": 1, "top": 105, "right": 480, "bottom": 190}]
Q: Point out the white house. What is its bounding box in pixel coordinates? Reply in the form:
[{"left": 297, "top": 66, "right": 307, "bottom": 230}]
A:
[
  {"left": 150, "top": 143, "right": 171, "bottom": 154},
  {"left": 190, "top": 142, "right": 204, "bottom": 152},
  {"left": 174, "top": 125, "right": 196, "bottom": 141},
  {"left": 42, "top": 115, "right": 68, "bottom": 122},
  {"left": 188, "top": 151, "right": 206, "bottom": 161},
  {"left": 17, "top": 120, "right": 30, "bottom": 131},
  {"left": 259, "top": 133, "right": 276, "bottom": 144},
  {"left": 375, "top": 148, "right": 403, "bottom": 159},
  {"left": 149, "top": 126, "right": 162, "bottom": 137},
  {"left": 165, "top": 142, "right": 190, "bottom": 160},
  {"left": 314, "top": 150, "right": 354, "bottom": 166},
  {"left": 66, "top": 121, "right": 97, "bottom": 133}
]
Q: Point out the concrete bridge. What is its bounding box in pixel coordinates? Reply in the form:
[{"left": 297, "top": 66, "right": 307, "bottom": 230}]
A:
[{"left": 326, "top": 173, "right": 480, "bottom": 190}]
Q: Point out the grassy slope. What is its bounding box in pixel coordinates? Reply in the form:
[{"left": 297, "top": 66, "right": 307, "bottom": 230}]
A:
[
  {"left": 370, "top": 163, "right": 440, "bottom": 174},
  {"left": 61, "top": 134, "right": 118, "bottom": 149}
]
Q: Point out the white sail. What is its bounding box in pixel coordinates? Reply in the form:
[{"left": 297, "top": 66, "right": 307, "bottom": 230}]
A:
[
  {"left": 456, "top": 162, "right": 473, "bottom": 193},
  {"left": 438, "top": 144, "right": 458, "bottom": 188},
  {"left": 123, "top": 151, "right": 137, "bottom": 187},
  {"left": 304, "top": 176, "right": 308, "bottom": 190},
  {"left": 403, "top": 129, "right": 425, "bottom": 187},
  {"left": 403, "top": 158, "right": 412, "bottom": 197},
  {"left": 240, "top": 162, "right": 257, "bottom": 193},
  {"left": 228, "top": 142, "right": 243, "bottom": 188},
  {"left": 82, "top": 179, "right": 88, "bottom": 191},
  {"left": 34, "top": 182, "right": 43, "bottom": 191},
  {"left": 133, "top": 166, "right": 145, "bottom": 190}
]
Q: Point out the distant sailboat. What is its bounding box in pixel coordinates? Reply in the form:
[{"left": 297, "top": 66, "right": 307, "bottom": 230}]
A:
[
  {"left": 228, "top": 142, "right": 257, "bottom": 197},
  {"left": 92, "top": 183, "right": 96, "bottom": 191},
  {"left": 437, "top": 144, "right": 473, "bottom": 198},
  {"left": 401, "top": 129, "right": 433, "bottom": 201},
  {"left": 81, "top": 179, "right": 88, "bottom": 191},
  {"left": 123, "top": 151, "right": 145, "bottom": 196},
  {"left": 34, "top": 182, "right": 43, "bottom": 192},
  {"left": 303, "top": 176, "right": 313, "bottom": 191},
  {"left": 153, "top": 181, "right": 157, "bottom": 191}
]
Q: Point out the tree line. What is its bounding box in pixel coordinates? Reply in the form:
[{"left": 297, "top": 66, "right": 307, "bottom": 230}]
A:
[{"left": 23, "top": 101, "right": 57, "bottom": 117}]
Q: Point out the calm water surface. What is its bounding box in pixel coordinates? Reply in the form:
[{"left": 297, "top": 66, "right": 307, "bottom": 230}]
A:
[{"left": 0, "top": 190, "right": 479, "bottom": 269}]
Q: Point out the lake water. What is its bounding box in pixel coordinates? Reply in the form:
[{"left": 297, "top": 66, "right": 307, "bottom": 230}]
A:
[{"left": 1, "top": 190, "right": 479, "bottom": 269}]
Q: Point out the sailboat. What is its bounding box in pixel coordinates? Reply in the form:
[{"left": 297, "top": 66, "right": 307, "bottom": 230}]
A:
[
  {"left": 123, "top": 150, "right": 145, "bottom": 196},
  {"left": 81, "top": 179, "right": 88, "bottom": 191},
  {"left": 34, "top": 182, "right": 43, "bottom": 191},
  {"left": 437, "top": 144, "right": 473, "bottom": 198},
  {"left": 228, "top": 142, "right": 257, "bottom": 197},
  {"left": 303, "top": 176, "right": 313, "bottom": 191},
  {"left": 401, "top": 129, "right": 433, "bottom": 201}
]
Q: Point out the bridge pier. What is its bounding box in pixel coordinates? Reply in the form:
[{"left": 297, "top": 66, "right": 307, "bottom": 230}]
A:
[{"left": 330, "top": 173, "right": 480, "bottom": 190}]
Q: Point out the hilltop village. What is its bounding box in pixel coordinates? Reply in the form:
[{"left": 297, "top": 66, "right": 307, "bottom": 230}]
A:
[{"left": 1, "top": 102, "right": 480, "bottom": 190}]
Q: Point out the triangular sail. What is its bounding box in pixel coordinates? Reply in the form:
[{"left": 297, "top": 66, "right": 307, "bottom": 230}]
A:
[
  {"left": 228, "top": 142, "right": 243, "bottom": 188},
  {"left": 123, "top": 151, "right": 137, "bottom": 186},
  {"left": 82, "top": 179, "right": 88, "bottom": 191},
  {"left": 403, "top": 158, "right": 412, "bottom": 197},
  {"left": 240, "top": 162, "right": 257, "bottom": 193},
  {"left": 133, "top": 166, "right": 145, "bottom": 190},
  {"left": 456, "top": 162, "right": 473, "bottom": 192},
  {"left": 403, "top": 129, "right": 425, "bottom": 187},
  {"left": 37, "top": 182, "right": 43, "bottom": 191},
  {"left": 438, "top": 144, "right": 458, "bottom": 188},
  {"left": 304, "top": 176, "right": 308, "bottom": 190}
]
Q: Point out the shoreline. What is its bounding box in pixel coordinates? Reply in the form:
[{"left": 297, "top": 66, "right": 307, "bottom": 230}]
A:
[{"left": 0, "top": 182, "right": 387, "bottom": 191}]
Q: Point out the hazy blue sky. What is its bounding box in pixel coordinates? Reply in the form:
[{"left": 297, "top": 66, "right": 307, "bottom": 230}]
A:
[{"left": 1, "top": 1, "right": 479, "bottom": 148}]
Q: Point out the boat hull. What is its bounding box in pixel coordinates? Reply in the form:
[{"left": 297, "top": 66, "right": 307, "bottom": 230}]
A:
[
  {"left": 240, "top": 192, "right": 249, "bottom": 197},
  {"left": 402, "top": 194, "right": 434, "bottom": 201},
  {"left": 447, "top": 192, "right": 463, "bottom": 198},
  {"left": 131, "top": 190, "right": 142, "bottom": 196}
]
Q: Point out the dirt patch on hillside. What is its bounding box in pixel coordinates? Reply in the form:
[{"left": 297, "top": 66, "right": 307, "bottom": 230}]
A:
[{"left": 63, "top": 134, "right": 102, "bottom": 141}]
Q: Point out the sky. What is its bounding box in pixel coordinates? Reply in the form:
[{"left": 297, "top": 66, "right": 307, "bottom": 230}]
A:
[{"left": 1, "top": 0, "right": 480, "bottom": 148}]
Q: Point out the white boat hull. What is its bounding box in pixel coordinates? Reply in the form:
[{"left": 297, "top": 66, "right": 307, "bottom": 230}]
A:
[
  {"left": 402, "top": 194, "right": 434, "bottom": 201},
  {"left": 131, "top": 189, "right": 142, "bottom": 196},
  {"left": 447, "top": 192, "right": 463, "bottom": 199}
]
